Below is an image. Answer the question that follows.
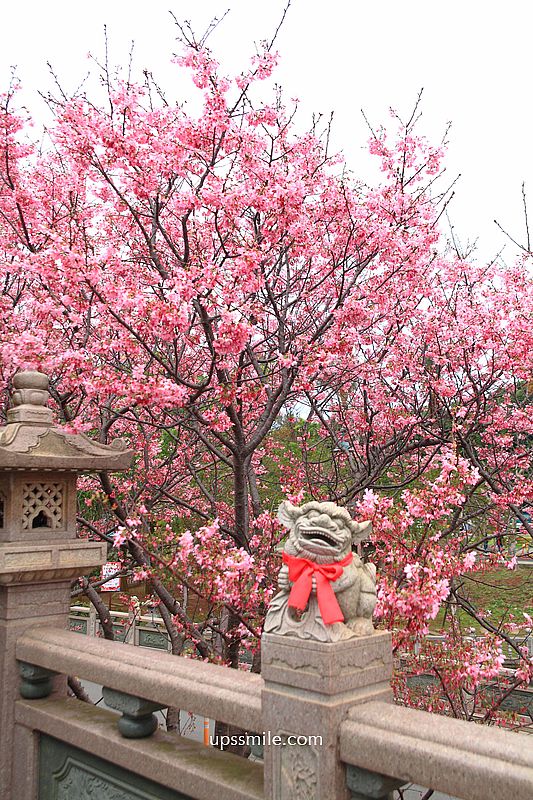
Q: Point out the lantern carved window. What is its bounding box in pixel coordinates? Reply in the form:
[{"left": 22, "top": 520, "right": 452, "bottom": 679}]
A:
[{"left": 22, "top": 483, "right": 64, "bottom": 530}]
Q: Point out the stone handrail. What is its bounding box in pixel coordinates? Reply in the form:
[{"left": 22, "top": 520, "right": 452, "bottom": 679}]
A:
[
  {"left": 340, "top": 700, "right": 533, "bottom": 800},
  {"left": 71, "top": 604, "right": 154, "bottom": 623},
  {"left": 15, "top": 626, "right": 533, "bottom": 799},
  {"left": 16, "top": 627, "right": 262, "bottom": 732},
  {"left": 69, "top": 605, "right": 172, "bottom": 648},
  {"left": 70, "top": 604, "right": 164, "bottom": 622}
]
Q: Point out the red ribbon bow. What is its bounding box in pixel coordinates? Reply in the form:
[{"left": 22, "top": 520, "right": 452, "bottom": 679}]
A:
[{"left": 282, "top": 551, "right": 353, "bottom": 625}]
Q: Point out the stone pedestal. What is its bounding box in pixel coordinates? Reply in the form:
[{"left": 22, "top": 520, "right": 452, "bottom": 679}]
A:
[{"left": 261, "top": 631, "right": 393, "bottom": 800}]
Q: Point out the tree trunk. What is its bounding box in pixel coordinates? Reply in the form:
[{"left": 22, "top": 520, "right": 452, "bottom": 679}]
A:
[{"left": 233, "top": 455, "right": 250, "bottom": 551}]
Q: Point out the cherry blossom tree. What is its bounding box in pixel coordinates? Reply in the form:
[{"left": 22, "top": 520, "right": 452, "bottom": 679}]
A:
[{"left": 0, "top": 18, "right": 531, "bottom": 724}]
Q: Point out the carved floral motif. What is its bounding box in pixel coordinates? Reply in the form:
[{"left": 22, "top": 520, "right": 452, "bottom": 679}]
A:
[
  {"left": 279, "top": 743, "right": 318, "bottom": 800},
  {"left": 57, "top": 761, "right": 157, "bottom": 800},
  {"left": 59, "top": 768, "right": 137, "bottom": 800}
]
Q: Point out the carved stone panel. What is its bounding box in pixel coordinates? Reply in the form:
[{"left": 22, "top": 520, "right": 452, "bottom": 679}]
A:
[
  {"left": 22, "top": 482, "right": 64, "bottom": 531},
  {"left": 58, "top": 767, "right": 139, "bottom": 800},
  {"left": 273, "top": 736, "right": 319, "bottom": 800},
  {"left": 39, "top": 735, "right": 191, "bottom": 800},
  {"left": 68, "top": 616, "right": 88, "bottom": 634},
  {"left": 138, "top": 628, "right": 170, "bottom": 650}
]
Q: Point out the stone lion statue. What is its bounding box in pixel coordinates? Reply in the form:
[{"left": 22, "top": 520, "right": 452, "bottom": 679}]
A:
[{"left": 263, "top": 500, "right": 377, "bottom": 642}]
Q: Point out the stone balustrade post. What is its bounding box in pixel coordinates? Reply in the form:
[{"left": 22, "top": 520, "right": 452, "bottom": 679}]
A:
[
  {"left": 0, "top": 371, "right": 132, "bottom": 799},
  {"left": 261, "top": 630, "right": 393, "bottom": 799}
]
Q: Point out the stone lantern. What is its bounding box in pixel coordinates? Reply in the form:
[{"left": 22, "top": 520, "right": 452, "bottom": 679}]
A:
[{"left": 0, "top": 371, "right": 133, "bottom": 791}]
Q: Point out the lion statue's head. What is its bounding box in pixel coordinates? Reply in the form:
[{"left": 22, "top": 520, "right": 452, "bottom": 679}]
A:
[{"left": 278, "top": 500, "right": 372, "bottom": 564}]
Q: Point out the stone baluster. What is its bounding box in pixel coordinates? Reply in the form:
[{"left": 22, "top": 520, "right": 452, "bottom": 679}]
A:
[
  {"left": 102, "top": 687, "right": 166, "bottom": 738},
  {"left": 346, "top": 766, "right": 405, "bottom": 800}
]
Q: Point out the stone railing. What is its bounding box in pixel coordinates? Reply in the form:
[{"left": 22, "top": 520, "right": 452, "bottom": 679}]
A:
[
  {"left": 340, "top": 701, "right": 533, "bottom": 800},
  {"left": 15, "top": 627, "right": 263, "bottom": 800},
  {"left": 69, "top": 604, "right": 173, "bottom": 649},
  {"left": 17, "top": 627, "right": 261, "bottom": 731},
  {"left": 70, "top": 604, "right": 533, "bottom": 664},
  {"left": 14, "top": 626, "right": 533, "bottom": 800}
]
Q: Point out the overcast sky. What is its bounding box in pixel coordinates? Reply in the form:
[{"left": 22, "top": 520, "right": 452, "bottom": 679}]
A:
[{"left": 2, "top": 1, "right": 532, "bottom": 265}]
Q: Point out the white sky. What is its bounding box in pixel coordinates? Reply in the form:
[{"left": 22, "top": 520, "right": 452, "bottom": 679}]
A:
[{"left": 2, "top": 0, "right": 532, "bottom": 264}]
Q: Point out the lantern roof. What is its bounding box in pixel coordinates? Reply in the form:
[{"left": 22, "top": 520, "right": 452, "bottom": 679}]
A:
[{"left": 0, "top": 371, "right": 133, "bottom": 472}]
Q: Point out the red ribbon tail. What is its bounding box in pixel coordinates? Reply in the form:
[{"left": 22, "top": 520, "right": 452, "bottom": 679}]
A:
[
  {"left": 315, "top": 573, "right": 345, "bottom": 624},
  {"left": 287, "top": 573, "right": 313, "bottom": 612}
]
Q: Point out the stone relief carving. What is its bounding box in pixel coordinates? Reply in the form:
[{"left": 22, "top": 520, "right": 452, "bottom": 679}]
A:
[
  {"left": 138, "top": 629, "right": 169, "bottom": 649},
  {"left": 278, "top": 741, "right": 318, "bottom": 800},
  {"left": 57, "top": 760, "right": 157, "bottom": 800},
  {"left": 264, "top": 501, "right": 377, "bottom": 642},
  {"left": 59, "top": 767, "right": 138, "bottom": 800}
]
